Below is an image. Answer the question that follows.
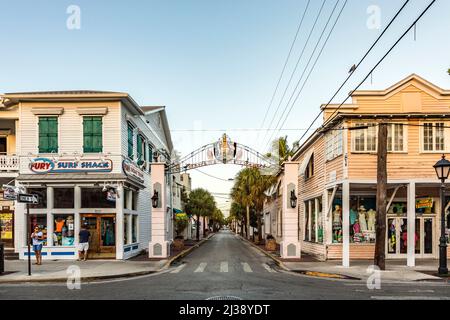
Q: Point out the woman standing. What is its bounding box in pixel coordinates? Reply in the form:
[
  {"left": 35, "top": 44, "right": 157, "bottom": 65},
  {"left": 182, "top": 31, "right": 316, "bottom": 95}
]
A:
[{"left": 31, "top": 226, "right": 44, "bottom": 265}]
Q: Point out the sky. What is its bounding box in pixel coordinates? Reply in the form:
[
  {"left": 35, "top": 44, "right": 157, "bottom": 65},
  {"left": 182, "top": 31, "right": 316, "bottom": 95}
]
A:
[{"left": 1, "top": 0, "right": 449, "bottom": 215}]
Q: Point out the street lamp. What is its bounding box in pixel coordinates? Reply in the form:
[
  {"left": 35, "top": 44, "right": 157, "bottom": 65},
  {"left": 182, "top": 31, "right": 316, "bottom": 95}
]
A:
[
  {"left": 433, "top": 154, "right": 450, "bottom": 276},
  {"left": 290, "top": 190, "right": 298, "bottom": 209},
  {"left": 151, "top": 190, "right": 159, "bottom": 209}
]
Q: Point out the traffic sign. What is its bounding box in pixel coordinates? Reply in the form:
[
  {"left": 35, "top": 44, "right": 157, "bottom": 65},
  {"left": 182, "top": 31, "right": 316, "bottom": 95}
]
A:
[{"left": 17, "top": 194, "right": 39, "bottom": 204}]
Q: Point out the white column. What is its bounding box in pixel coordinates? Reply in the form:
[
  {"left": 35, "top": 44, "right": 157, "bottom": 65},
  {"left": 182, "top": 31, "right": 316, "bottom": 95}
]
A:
[
  {"left": 407, "top": 182, "right": 416, "bottom": 267},
  {"left": 342, "top": 181, "right": 350, "bottom": 267},
  {"left": 46, "top": 187, "right": 54, "bottom": 247},
  {"left": 280, "top": 161, "right": 301, "bottom": 259},
  {"left": 149, "top": 163, "right": 170, "bottom": 258},
  {"left": 74, "top": 186, "right": 81, "bottom": 247},
  {"left": 116, "top": 184, "right": 124, "bottom": 260},
  {"left": 323, "top": 190, "right": 332, "bottom": 245}
]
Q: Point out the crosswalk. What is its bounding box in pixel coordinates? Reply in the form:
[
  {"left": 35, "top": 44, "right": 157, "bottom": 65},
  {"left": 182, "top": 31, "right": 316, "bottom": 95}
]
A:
[{"left": 170, "top": 262, "right": 277, "bottom": 274}]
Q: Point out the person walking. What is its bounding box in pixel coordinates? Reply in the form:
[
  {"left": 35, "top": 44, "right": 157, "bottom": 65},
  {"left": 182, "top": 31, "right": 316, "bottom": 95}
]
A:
[
  {"left": 31, "top": 226, "right": 44, "bottom": 265},
  {"left": 78, "top": 224, "right": 91, "bottom": 261}
]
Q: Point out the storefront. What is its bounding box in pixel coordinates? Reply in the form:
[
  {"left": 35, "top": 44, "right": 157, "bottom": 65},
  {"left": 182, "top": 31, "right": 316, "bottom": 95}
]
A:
[{"left": 0, "top": 189, "right": 15, "bottom": 248}]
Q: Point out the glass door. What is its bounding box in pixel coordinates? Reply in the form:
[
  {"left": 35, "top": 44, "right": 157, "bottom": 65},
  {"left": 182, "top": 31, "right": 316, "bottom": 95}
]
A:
[{"left": 81, "top": 214, "right": 116, "bottom": 259}]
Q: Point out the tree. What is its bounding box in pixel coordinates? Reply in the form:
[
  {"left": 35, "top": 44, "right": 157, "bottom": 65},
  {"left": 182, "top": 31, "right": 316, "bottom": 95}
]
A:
[
  {"left": 184, "top": 188, "right": 216, "bottom": 241},
  {"left": 447, "top": 69, "right": 450, "bottom": 75},
  {"left": 210, "top": 208, "right": 225, "bottom": 232},
  {"left": 266, "top": 136, "right": 294, "bottom": 165},
  {"left": 230, "top": 202, "right": 245, "bottom": 235}
]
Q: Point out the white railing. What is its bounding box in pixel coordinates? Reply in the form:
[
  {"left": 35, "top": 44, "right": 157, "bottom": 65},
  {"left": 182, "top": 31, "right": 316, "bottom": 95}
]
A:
[{"left": 0, "top": 155, "right": 19, "bottom": 171}]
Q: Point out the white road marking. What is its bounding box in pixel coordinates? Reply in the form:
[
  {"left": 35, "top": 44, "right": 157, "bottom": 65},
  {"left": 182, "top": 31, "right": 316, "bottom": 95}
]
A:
[
  {"left": 170, "top": 264, "right": 186, "bottom": 274},
  {"left": 220, "top": 262, "right": 229, "bottom": 273},
  {"left": 194, "top": 262, "right": 208, "bottom": 273},
  {"left": 242, "top": 262, "right": 253, "bottom": 273},
  {"left": 408, "top": 289, "right": 435, "bottom": 293},
  {"left": 262, "top": 263, "right": 276, "bottom": 273},
  {"left": 371, "top": 296, "right": 450, "bottom": 300}
]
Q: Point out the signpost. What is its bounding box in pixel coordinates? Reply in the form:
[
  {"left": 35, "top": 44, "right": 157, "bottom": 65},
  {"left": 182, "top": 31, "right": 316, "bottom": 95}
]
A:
[{"left": 18, "top": 193, "right": 40, "bottom": 276}]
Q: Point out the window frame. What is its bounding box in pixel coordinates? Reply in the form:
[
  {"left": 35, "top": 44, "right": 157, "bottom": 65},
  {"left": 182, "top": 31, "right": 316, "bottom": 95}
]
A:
[
  {"left": 387, "top": 123, "right": 408, "bottom": 153},
  {"left": 351, "top": 123, "right": 377, "bottom": 154},
  {"left": 421, "top": 121, "right": 447, "bottom": 153},
  {"left": 325, "top": 129, "right": 343, "bottom": 161},
  {"left": 127, "top": 122, "right": 135, "bottom": 159}
]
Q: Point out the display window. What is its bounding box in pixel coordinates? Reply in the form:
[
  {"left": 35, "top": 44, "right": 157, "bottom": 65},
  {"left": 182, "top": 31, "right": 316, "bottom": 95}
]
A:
[
  {"left": 53, "top": 215, "right": 75, "bottom": 246},
  {"left": 124, "top": 214, "right": 129, "bottom": 245},
  {"left": 304, "top": 198, "right": 323, "bottom": 244},
  {"left": 332, "top": 198, "right": 342, "bottom": 243},
  {"left": 28, "top": 188, "right": 47, "bottom": 209},
  {"left": 81, "top": 188, "right": 115, "bottom": 208},
  {"left": 0, "top": 212, "right": 13, "bottom": 242},
  {"left": 29, "top": 214, "right": 47, "bottom": 246},
  {"left": 132, "top": 215, "right": 138, "bottom": 243},
  {"left": 54, "top": 188, "right": 75, "bottom": 209},
  {"left": 349, "top": 196, "right": 376, "bottom": 244}
]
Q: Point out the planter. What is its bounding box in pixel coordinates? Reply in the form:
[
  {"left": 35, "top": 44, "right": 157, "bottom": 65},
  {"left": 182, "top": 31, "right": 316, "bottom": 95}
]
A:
[
  {"left": 265, "top": 239, "right": 277, "bottom": 252},
  {"left": 173, "top": 238, "right": 185, "bottom": 251}
]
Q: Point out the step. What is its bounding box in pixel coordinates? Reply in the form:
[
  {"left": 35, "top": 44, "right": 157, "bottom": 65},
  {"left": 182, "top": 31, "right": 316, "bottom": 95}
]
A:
[{"left": 4, "top": 249, "right": 19, "bottom": 260}]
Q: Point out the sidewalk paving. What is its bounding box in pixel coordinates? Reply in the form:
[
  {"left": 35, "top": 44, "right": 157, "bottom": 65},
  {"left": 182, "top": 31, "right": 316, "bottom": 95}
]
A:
[
  {"left": 238, "top": 234, "right": 449, "bottom": 283},
  {"left": 0, "top": 259, "right": 167, "bottom": 283}
]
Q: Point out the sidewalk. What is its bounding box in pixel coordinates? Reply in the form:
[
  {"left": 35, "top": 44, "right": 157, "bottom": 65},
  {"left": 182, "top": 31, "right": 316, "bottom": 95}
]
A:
[
  {"left": 0, "top": 259, "right": 166, "bottom": 283},
  {"left": 239, "top": 234, "right": 449, "bottom": 282}
]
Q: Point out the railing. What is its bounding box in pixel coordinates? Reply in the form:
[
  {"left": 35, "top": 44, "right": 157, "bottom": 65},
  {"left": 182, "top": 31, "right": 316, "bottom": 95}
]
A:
[{"left": 0, "top": 155, "right": 19, "bottom": 171}]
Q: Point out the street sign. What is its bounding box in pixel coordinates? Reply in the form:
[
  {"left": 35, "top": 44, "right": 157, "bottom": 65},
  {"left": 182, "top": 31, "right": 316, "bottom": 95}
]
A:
[{"left": 17, "top": 194, "right": 39, "bottom": 204}]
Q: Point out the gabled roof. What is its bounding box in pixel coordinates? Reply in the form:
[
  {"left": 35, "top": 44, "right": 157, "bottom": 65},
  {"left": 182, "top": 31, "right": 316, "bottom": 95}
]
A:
[{"left": 352, "top": 74, "right": 450, "bottom": 97}]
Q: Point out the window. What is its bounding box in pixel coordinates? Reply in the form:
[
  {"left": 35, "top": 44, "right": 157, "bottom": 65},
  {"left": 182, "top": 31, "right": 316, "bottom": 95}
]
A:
[
  {"left": 148, "top": 144, "right": 153, "bottom": 172},
  {"left": 53, "top": 215, "right": 75, "bottom": 246},
  {"left": 127, "top": 123, "right": 134, "bottom": 159},
  {"left": 387, "top": 124, "right": 405, "bottom": 152},
  {"left": 124, "top": 214, "right": 130, "bottom": 245},
  {"left": 137, "top": 135, "right": 146, "bottom": 165},
  {"left": 132, "top": 191, "right": 138, "bottom": 211},
  {"left": 423, "top": 123, "right": 445, "bottom": 152},
  {"left": 326, "top": 129, "right": 343, "bottom": 161},
  {"left": 352, "top": 123, "right": 377, "bottom": 152},
  {"left": 28, "top": 188, "right": 47, "bottom": 209},
  {"left": 81, "top": 188, "right": 115, "bottom": 208},
  {"left": 132, "top": 215, "right": 138, "bottom": 243},
  {"left": 54, "top": 188, "right": 74, "bottom": 209},
  {"left": 83, "top": 117, "right": 103, "bottom": 153},
  {"left": 304, "top": 198, "right": 323, "bottom": 243},
  {"left": 38, "top": 117, "right": 58, "bottom": 153},
  {"left": 305, "top": 154, "right": 314, "bottom": 179}
]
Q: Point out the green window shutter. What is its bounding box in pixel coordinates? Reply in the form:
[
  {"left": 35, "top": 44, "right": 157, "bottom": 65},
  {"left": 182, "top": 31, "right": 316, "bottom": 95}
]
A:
[
  {"left": 127, "top": 124, "right": 134, "bottom": 158},
  {"left": 83, "top": 117, "right": 102, "bottom": 153},
  {"left": 39, "top": 117, "right": 58, "bottom": 153},
  {"left": 137, "top": 135, "right": 143, "bottom": 165}
]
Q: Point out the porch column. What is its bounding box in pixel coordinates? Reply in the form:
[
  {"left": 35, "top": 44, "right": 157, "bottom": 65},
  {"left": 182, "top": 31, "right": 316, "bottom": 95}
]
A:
[
  {"left": 46, "top": 187, "right": 54, "bottom": 247},
  {"left": 149, "top": 163, "right": 170, "bottom": 258},
  {"left": 342, "top": 181, "right": 350, "bottom": 267},
  {"left": 74, "top": 186, "right": 81, "bottom": 248},
  {"left": 280, "top": 161, "right": 301, "bottom": 259},
  {"left": 407, "top": 182, "right": 416, "bottom": 267},
  {"left": 116, "top": 184, "right": 124, "bottom": 260}
]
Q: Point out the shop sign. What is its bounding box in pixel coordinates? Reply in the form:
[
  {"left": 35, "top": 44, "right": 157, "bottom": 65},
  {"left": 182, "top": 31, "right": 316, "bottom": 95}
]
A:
[
  {"left": 416, "top": 197, "right": 433, "bottom": 210},
  {"left": 0, "top": 213, "right": 13, "bottom": 240},
  {"left": 30, "top": 158, "right": 113, "bottom": 174},
  {"left": 106, "top": 188, "right": 117, "bottom": 202},
  {"left": 122, "top": 159, "right": 144, "bottom": 183},
  {"left": 2, "top": 185, "right": 17, "bottom": 200}
]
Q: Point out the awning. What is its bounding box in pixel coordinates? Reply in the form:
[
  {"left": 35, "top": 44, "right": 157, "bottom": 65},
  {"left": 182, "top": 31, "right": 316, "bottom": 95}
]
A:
[{"left": 298, "top": 149, "right": 314, "bottom": 176}]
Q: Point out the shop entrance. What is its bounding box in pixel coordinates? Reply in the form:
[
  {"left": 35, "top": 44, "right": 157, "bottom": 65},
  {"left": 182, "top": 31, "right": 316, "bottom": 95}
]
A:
[
  {"left": 387, "top": 216, "right": 436, "bottom": 258},
  {"left": 81, "top": 214, "right": 116, "bottom": 259}
]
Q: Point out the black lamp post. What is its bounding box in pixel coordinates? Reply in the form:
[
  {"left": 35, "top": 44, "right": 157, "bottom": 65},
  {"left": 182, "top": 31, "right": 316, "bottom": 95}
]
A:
[
  {"left": 151, "top": 190, "right": 159, "bottom": 209},
  {"left": 290, "top": 190, "right": 298, "bottom": 209},
  {"left": 433, "top": 154, "right": 450, "bottom": 276}
]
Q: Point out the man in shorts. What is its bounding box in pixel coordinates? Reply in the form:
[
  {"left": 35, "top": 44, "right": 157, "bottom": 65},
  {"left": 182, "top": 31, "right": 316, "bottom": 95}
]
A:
[{"left": 78, "top": 224, "right": 90, "bottom": 261}]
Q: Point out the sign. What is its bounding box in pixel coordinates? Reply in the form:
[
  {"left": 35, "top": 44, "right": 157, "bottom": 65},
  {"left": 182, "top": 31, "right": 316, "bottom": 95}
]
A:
[
  {"left": 30, "top": 158, "right": 113, "bottom": 174},
  {"left": 2, "top": 185, "right": 17, "bottom": 200},
  {"left": 17, "top": 194, "right": 39, "bottom": 204},
  {"left": 106, "top": 188, "right": 117, "bottom": 202},
  {"left": 416, "top": 197, "right": 434, "bottom": 210},
  {"left": 0, "top": 213, "right": 13, "bottom": 240},
  {"left": 122, "top": 159, "right": 145, "bottom": 183}
]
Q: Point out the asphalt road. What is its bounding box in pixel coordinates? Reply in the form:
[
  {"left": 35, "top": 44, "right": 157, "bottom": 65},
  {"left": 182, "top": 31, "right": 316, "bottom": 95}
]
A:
[{"left": 1, "top": 230, "right": 449, "bottom": 300}]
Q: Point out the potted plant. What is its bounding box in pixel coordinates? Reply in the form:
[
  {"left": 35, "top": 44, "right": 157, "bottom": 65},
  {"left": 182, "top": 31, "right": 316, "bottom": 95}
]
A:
[
  {"left": 174, "top": 213, "right": 189, "bottom": 250},
  {"left": 265, "top": 234, "right": 277, "bottom": 251}
]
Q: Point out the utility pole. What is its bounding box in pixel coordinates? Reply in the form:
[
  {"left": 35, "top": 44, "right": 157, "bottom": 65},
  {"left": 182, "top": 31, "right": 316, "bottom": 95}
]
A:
[{"left": 374, "top": 123, "right": 388, "bottom": 270}]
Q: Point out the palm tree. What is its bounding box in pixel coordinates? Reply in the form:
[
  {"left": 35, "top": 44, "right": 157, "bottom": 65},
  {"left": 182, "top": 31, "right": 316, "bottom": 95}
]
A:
[
  {"left": 230, "top": 202, "right": 245, "bottom": 235},
  {"left": 184, "top": 188, "right": 216, "bottom": 241},
  {"left": 266, "top": 136, "right": 294, "bottom": 165}
]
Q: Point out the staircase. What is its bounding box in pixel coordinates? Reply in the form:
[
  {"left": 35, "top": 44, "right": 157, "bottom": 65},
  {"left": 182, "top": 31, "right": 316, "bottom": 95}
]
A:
[{"left": 4, "top": 248, "right": 19, "bottom": 260}]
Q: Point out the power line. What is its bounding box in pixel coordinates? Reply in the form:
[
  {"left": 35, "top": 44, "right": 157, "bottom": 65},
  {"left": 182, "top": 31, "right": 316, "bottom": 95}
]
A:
[
  {"left": 257, "top": 0, "right": 312, "bottom": 144},
  {"left": 263, "top": 0, "right": 347, "bottom": 152},
  {"left": 260, "top": 0, "right": 328, "bottom": 149},
  {"left": 292, "top": 0, "right": 433, "bottom": 154},
  {"left": 193, "top": 169, "right": 234, "bottom": 182}
]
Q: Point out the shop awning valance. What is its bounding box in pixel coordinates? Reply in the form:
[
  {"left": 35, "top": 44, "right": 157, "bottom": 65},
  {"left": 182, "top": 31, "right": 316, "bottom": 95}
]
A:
[{"left": 298, "top": 149, "right": 314, "bottom": 176}]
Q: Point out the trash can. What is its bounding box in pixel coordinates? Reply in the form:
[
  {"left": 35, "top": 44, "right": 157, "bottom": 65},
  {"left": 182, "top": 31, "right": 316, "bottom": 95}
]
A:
[{"left": 0, "top": 242, "right": 4, "bottom": 274}]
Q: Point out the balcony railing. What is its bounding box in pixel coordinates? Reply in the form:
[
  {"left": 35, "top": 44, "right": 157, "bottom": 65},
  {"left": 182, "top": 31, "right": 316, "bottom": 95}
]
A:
[{"left": 0, "top": 155, "right": 19, "bottom": 171}]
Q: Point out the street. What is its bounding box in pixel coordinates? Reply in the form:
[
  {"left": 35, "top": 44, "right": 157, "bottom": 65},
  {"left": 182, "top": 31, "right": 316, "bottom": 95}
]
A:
[{"left": 1, "top": 231, "right": 449, "bottom": 300}]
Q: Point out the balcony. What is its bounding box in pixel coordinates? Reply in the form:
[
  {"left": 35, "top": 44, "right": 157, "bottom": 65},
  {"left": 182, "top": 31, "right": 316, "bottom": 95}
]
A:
[{"left": 0, "top": 155, "right": 19, "bottom": 172}]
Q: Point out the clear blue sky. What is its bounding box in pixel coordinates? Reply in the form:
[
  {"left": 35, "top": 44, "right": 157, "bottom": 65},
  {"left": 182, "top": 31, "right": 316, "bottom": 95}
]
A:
[{"left": 1, "top": 0, "right": 449, "bottom": 212}]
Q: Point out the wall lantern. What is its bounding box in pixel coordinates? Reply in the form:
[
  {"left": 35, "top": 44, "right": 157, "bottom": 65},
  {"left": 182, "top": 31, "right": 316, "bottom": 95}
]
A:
[
  {"left": 290, "top": 190, "right": 298, "bottom": 209},
  {"left": 151, "top": 190, "right": 159, "bottom": 208}
]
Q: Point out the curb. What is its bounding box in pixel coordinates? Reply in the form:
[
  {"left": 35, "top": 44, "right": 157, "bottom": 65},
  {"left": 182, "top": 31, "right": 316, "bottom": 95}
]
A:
[
  {"left": 159, "top": 232, "right": 217, "bottom": 271},
  {"left": 0, "top": 234, "right": 216, "bottom": 284},
  {"left": 237, "top": 234, "right": 360, "bottom": 280}
]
